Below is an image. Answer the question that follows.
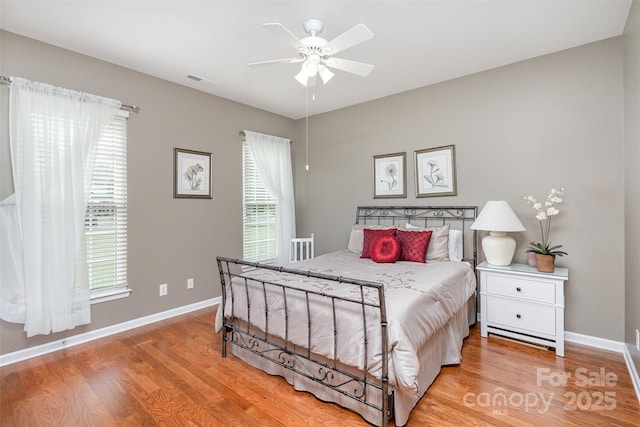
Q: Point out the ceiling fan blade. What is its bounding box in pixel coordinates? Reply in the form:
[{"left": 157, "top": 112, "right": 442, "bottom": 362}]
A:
[
  {"left": 247, "top": 58, "right": 303, "bottom": 68},
  {"left": 263, "top": 23, "right": 304, "bottom": 49},
  {"left": 326, "top": 24, "right": 373, "bottom": 55},
  {"left": 324, "top": 57, "right": 375, "bottom": 77}
]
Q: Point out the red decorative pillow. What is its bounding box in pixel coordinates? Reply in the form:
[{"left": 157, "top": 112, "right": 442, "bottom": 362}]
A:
[
  {"left": 370, "top": 236, "right": 401, "bottom": 264},
  {"left": 396, "top": 229, "right": 433, "bottom": 263},
  {"left": 361, "top": 228, "right": 397, "bottom": 258}
]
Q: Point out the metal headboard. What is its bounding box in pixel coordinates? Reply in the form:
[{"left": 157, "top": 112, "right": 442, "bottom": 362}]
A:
[{"left": 355, "top": 206, "right": 478, "bottom": 268}]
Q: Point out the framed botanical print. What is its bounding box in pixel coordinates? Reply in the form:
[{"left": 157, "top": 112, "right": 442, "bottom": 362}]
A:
[
  {"left": 174, "top": 148, "right": 213, "bottom": 199},
  {"left": 372, "top": 152, "right": 407, "bottom": 198},
  {"left": 414, "top": 145, "right": 457, "bottom": 197}
]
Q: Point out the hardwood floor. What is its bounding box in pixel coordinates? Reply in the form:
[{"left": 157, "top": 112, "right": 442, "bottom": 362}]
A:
[{"left": 1, "top": 306, "right": 639, "bottom": 426}]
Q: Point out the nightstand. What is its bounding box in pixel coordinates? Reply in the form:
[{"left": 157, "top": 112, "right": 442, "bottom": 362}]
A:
[{"left": 477, "top": 261, "right": 569, "bottom": 356}]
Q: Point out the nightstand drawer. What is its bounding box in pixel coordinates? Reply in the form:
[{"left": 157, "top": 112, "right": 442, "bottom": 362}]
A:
[
  {"left": 486, "top": 297, "right": 556, "bottom": 336},
  {"left": 484, "top": 273, "right": 556, "bottom": 304}
]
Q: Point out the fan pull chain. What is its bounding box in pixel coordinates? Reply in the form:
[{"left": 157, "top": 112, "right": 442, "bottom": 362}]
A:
[{"left": 305, "top": 84, "right": 309, "bottom": 171}]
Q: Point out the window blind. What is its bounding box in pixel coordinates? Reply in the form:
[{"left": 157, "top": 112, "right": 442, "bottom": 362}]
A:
[
  {"left": 85, "top": 112, "right": 128, "bottom": 293},
  {"left": 242, "top": 142, "right": 276, "bottom": 262}
]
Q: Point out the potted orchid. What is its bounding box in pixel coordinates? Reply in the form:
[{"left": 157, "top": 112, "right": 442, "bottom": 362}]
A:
[{"left": 523, "top": 187, "right": 567, "bottom": 272}]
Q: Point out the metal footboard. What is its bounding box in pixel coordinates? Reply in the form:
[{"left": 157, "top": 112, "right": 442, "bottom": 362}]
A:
[{"left": 216, "top": 257, "right": 391, "bottom": 426}]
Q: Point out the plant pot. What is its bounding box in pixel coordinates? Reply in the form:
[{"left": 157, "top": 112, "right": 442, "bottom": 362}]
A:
[
  {"left": 535, "top": 254, "right": 555, "bottom": 273},
  {"left": 527, "top": 252, "right": 537, "bottom": 267}
]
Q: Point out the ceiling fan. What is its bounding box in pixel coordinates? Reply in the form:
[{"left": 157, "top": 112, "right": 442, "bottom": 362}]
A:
[{"left": 247, "top": 18, "right": 375, "bottom": 86}]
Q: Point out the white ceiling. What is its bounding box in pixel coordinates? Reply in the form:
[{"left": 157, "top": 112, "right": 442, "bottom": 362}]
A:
[{"left": 0, "top": 1, "right": 633, "bottom": 119}]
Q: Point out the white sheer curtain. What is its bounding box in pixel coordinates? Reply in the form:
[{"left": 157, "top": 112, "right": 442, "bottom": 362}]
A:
[
  {"left": 244, "top": 131, "right": 296, "bottom": 266},
  {"left": 0, "top": 77, "right": 121, "bottom": 336}
]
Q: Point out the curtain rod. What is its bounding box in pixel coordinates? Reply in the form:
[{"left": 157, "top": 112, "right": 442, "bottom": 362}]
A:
[
  {"left": 239, "top": 130, "right": 292, "bottom": 143},
  {"left": 0, "top": 75, "right": 140, "bottom": 113}
]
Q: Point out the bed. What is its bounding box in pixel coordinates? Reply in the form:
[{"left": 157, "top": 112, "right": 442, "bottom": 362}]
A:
[{"left": 216, "top": 206, "right": 478, "bottom": 426}]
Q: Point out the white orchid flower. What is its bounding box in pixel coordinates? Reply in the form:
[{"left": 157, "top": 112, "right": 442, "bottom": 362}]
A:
[
  {"left": 547, "top": 207, "right": 559, "bottom": 216},
  {"left": 524, "top": 186, "right": 567, "bottom": 258}
]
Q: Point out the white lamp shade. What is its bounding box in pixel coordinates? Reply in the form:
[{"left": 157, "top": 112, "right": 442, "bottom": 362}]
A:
[
  {"left": 471, "top": 201, "right": 525, "bottom": 266},
  {"left": 470, "top": 201, "right": 526, "bottom": 232}
]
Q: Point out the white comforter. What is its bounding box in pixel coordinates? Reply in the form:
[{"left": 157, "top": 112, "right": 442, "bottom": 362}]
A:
[{"left": 216, "top": 250, "right": 476, "bottom": 396}]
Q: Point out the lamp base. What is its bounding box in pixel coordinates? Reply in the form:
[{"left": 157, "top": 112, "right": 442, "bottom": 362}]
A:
[{"left": 482, "top": 231, "right": 516, "bottom": 266}]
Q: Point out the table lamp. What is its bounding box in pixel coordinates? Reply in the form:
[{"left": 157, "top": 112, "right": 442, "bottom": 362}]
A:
[{"left": 471, "top": 201, "right": 526, "bottom": 266}]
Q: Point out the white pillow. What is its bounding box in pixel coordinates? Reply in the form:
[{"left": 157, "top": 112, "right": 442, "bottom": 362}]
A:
[
  {"left": 405, "top": 223, "right": 450, "bottom": 261},
  {"left": 448, "top": 229, "right": 463, "bottom": 262},
  {"left": 406, "top": 223, "right": 464, "bottom": 261},
  {"left": 347, "top": 224, "right": 397, "bottom": 253}
]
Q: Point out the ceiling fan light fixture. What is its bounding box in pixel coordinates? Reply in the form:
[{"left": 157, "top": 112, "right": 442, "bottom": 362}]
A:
[
  {"left": 318, "top": 65, "right": 335, "bottom": 84},
  {"left": 295, "top": 69, "right": 309, "bottom": 86},
  {"left": 302, "top": 59, "right": 319, "bottom": 77}
]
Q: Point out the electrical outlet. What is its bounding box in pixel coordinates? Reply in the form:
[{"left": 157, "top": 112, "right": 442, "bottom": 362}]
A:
[
  {"left": 187, "top": 278, "right": 194, "bottom": 289},
  {"left": 159, "top": 283, "right": 168, "bottom": 296},
  {"left": 636, "top": 329, "right": 639, "bottom": 352}
]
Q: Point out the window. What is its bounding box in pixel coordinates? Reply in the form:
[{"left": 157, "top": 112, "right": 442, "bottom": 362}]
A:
[
  {"left": 85, "top": 112, "right": 129, "bottom": 301},
  {"left": 242, "top": 142, "right": 277, "bottom": 263}
]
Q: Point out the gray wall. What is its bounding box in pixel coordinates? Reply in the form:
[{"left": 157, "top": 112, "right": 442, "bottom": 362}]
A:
[
  {"left": 0, "top": 30, "right": 295, "bottom": 354},
  {"left": 293, "top": 37, "right": 625, "bottom": 342},
  {"left": 624, "top": 0, "right": 640, "bottom": 376},
  {"left": 0, "top": 28, "right": 632, "bottom": 355}
]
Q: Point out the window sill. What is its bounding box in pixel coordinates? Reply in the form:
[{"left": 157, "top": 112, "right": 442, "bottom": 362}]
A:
[{"left": 90, "top": 287, "right": 132, "bottom": 305}]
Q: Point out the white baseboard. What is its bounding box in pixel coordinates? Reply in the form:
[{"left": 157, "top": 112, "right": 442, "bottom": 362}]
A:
[
  {"left": 0, "top": 297, "right": 220, "bottom": 367},
  {"left": 564, "top": 330, "right": 626, "bottom": 353},
  {"left": 622, "top": 344, "right": 640, "bottom": 404},
  {"left": 564, "top": 331, "right": 640, "bottom": 402}
]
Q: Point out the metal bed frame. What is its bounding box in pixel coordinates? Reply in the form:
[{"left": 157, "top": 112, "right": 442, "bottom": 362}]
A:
[{"left": 216, "top": 206, "right": 477, "bottom": 427}]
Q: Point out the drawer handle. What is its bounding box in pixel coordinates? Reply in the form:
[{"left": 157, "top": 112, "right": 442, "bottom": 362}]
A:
[
  {"left": 516, "top": 314, "right": 522, "bottom": 319},
  {"left": 516, "top": 287, "right": 522, "bottom": 292}
]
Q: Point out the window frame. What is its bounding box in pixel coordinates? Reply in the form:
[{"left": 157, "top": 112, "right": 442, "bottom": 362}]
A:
[
  {"left": 87, "top": 110, "right": 130, "bottom": 304},
  {"left": 242, "top": 142, "right": 277, "bottom": 264}
]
